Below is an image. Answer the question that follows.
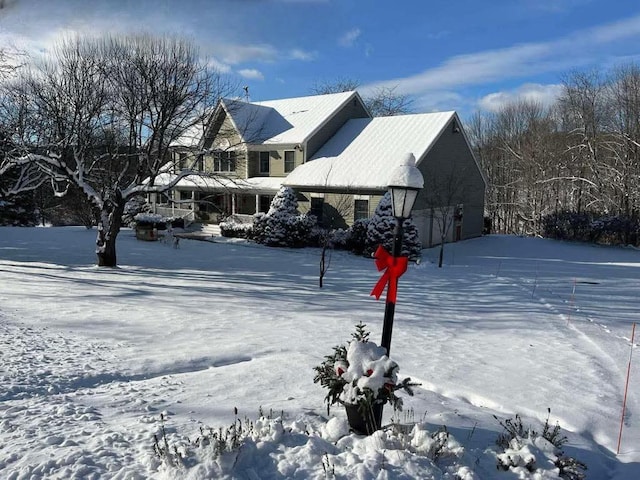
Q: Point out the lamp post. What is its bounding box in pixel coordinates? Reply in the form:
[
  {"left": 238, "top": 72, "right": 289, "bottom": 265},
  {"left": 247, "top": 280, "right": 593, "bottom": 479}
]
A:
[{"left": 381, "top": 152, "right": 424, "bottom": 357}]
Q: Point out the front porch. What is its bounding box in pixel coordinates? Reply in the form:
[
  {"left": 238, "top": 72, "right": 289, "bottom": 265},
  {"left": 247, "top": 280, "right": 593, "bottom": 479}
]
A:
[{"left": 150, "top": 191, "right": 275, "bottom": 224}]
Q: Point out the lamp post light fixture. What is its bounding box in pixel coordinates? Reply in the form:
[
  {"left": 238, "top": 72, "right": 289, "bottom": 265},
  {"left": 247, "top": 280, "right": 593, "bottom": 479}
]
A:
[{"left": 380, "top": 152, "right": 424, "bottom": 357}]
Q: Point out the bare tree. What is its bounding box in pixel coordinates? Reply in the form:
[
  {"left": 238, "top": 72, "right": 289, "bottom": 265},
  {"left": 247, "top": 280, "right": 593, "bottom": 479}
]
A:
[
  {"left": 311, "top": 78, "right": 413, "bottom": 117},
  {"left": 605, "top": 64, "right": 640, "bottom": 219},
  {"left": 314, "top": 163, "right": 356, "bottom": 288},
  {"left": 4, "top": 34, "right": 236, "bottom": 266},
  {"left": 422, "top": 163, "right": 474, "bottom": 267}
]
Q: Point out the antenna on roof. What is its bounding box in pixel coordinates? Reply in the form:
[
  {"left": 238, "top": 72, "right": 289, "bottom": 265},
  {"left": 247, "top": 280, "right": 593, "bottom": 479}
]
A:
[{"left": 243, "top": 85, "right": 250, "bottom": 102}]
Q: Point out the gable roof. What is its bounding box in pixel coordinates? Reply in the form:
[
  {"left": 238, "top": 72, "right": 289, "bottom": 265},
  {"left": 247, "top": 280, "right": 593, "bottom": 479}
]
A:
[
  {"left": 283, "top": 111, "right": 456, "bottom": 190},
  {"left": 208, "top": 90, "right": 366, "bottom": 147}
]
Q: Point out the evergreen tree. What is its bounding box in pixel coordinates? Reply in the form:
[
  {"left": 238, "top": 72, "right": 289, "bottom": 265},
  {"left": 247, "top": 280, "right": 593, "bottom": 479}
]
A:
[
  {"left": 365, "top": 192, "right": 422, "bottom": 260},
  {"left": 0, "top": 193, "right": 37, "bottom": 226},
  {"left": 253, "top": 186, "right": 316, "bottom": 247}
]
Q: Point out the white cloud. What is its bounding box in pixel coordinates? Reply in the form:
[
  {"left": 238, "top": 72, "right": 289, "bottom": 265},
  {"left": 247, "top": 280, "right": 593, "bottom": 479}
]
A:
[
  {"left": 238, "top": 68, "right": 265, "bottom": 81},
  {"left": 210, "top": 44, "right": 278, "bottom": 65},
  {"left": 339, "top": 28, "right": 361, "bottom": 47},
  {"left": 361, "top": 14, "right": 640, "bottom": 97},
  {"left": 477, "top": 83, "right": 563, "bottom": 112},
  {"left": 289, "top": 48, "right": 315, "bottom": 61},
  {"left": 413, "top": 90, "right": 466, "bottom": 113}
]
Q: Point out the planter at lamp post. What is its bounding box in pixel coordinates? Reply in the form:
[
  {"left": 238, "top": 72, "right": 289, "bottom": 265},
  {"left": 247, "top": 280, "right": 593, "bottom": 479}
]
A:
[{"left": 314, "top": 323, "right": 417, "bottom": 436}]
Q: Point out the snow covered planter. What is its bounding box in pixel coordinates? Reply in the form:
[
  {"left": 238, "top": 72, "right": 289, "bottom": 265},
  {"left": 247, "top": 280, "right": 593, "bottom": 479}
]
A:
[{"left": 313, "top": 323, "right": 417, "bottom": 435}]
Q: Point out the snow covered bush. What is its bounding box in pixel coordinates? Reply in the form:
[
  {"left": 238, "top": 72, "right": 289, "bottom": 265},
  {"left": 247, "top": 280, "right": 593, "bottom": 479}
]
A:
[
  {"left": 543, "top": 210, "right": 640, "bottom": 246},
  {"left": 364, "top": 192, "right": 422, "bottom": 260},
  {"left": 313, "top": 323, "right": 417, "bottom": 434},
  {"left": 494, "top": 411, "right": 586, "bottom": 479},
  {"left": 220, "top": 217, "right": 253, "bottom": 238},
  {"left": 251, "top": 186, "right": 317, "bottom": 247},
  {"left": 345, "top": 218, "right": 369, "bottom": 254}
]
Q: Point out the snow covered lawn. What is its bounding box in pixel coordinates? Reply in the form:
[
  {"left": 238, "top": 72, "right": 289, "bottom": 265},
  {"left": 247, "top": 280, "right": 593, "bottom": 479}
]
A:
[{"left": 0, "top": 227, "right": 638, "bottom": 479}]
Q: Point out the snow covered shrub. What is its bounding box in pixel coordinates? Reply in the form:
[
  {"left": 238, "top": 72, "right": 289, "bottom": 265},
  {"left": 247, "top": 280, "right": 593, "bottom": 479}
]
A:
[
  {"left": 313, "top": 322, "right": 418, "bottom": 434},
  {"left": 285, "top": 212, "right": 317, "bottom": 247},
  {"left": 494, "top": 410, "right": 586, "bottom": 479},
  {"left": 251, "top": 186, "right": 316, "bottom": 247},
  {"left": 542, "top": 211, "right": 593, "bottom": 242},
  {"left": 543, "top": 211, "right": 640, "bottom": 246},
  {"left": 346, "top": 218, "right": 369, "bottom": 254},
  {"left": 220, "top": 217, "right": 253, "bottom": 238},
  {"left": 331, "top": 228, "right": 350, "bottom": 250},
  {"left": 364, "top": 192, "right": 421, "bottom": 260}
]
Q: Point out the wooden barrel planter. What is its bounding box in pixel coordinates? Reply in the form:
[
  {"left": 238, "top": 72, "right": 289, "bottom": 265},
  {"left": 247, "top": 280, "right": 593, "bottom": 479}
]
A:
[{"left": 135, "top": 225, "right": 158, "bottom": 241}]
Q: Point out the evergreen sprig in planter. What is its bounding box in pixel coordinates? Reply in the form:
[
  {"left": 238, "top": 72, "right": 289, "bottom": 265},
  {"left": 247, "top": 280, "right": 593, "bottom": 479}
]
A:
[{"left": 313, "top": 323, "right": 417, "bottom": 435}]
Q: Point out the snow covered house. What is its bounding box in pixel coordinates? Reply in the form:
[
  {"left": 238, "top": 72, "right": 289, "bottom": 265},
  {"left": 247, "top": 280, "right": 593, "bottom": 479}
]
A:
[
  {"left": 151, "top": 91, "right": 369, "bottom": 223},
  {"left": 152, "top": 90, "right": 485, "bottom": 247}
]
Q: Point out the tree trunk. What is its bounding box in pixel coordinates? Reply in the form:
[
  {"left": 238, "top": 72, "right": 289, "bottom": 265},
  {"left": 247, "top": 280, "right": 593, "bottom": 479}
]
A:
[
  {"left": 438, "top": 242, "right": 444, "bottom": 268},
  {"left": 319, "top": 245, "right": 326, "bottom": 288},
  {"left": 95, "top": 192, "right": 124, "bottom": 267}
]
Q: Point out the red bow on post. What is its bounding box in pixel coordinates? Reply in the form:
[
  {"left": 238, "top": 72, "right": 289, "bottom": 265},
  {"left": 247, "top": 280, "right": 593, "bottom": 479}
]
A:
[{"left": 370, "top": 245, "right": 408, "bottom": 303}]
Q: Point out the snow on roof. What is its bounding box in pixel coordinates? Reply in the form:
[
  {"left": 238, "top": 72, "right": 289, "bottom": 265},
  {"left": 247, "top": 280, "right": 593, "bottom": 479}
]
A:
[
  {"left": 224, "top": 91, "right": 359, "bottom": 145},
  {"left": 154, "top": 172, "right": 283, "bottom": 194},
  {"left": 283, "top": 111, "right": 456, "bottom": 190},
  {"left": 171, "top": 123, "right": 208, "bottom": 148}
]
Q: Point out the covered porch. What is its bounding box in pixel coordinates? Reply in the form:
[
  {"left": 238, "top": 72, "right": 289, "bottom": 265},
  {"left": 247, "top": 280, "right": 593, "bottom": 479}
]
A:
[{"left": 150, "top": 175, "right": 282, "bottom": 224}]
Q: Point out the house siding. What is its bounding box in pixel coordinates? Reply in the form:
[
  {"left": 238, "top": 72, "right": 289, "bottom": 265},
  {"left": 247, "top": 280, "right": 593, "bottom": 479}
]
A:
[
  {"left": 414, "top": 119, "right": 485, "bottom": 244},
  {"left": 248, "top": 148, "right": 302, "bottom": 177},
  {"left": 297, "top": 191, "right": 384, "bottom": 228}
]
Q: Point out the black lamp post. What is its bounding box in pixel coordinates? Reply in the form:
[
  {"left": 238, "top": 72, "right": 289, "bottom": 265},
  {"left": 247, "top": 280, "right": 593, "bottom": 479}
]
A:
[{"left": 380, "top": 152, "right": 424, "bottom": 357}]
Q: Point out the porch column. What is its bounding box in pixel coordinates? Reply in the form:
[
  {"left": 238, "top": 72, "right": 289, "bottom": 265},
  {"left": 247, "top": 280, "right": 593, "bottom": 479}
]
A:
[
  {"left": 231, "top": 194, "right": 236, "bottom": 215},
  {"left": 255, "top": 195, "right": 260, "bottom": 214}
]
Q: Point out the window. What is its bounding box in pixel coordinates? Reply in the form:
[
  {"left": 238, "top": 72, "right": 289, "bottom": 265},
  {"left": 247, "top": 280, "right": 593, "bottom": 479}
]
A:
[
  {"left": 178, "top": 152, "right": 188, "bottom": 170},
  {"left": 259, "top": 195, "right": 273, "bottom": 213},
  {"left": 214, "top": 151, "right": 236, "bottom": 172},
  {"left": 284, "top": 150, "right": 295, "bottom": 173},
  {"left": 259, "top": 151, "right": 270, "bottom": 174},
  {"left": 310, "top": 197, "right": 324, "bottom": 222},
  {"left": 354, "top": 199, "right": 369, "bottom": 221},
  {"left": 196, "top": 154, "right": 204, "bottom": 172}
]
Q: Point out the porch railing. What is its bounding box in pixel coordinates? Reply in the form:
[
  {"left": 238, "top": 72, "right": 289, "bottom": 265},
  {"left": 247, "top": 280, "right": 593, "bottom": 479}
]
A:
[{"left": 151, "top": 205, "right": 195, "bottom": 226}]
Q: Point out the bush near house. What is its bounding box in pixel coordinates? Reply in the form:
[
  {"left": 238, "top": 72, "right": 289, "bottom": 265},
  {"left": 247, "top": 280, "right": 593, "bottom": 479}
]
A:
[{"left": 220, "top": 218, "right": 253, "bottom": 238}]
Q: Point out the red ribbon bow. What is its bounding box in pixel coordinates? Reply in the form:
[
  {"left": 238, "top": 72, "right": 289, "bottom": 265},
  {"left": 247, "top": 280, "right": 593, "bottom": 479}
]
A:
[{"left": 370, "top": 245, "right": 408, "bottom": 303}]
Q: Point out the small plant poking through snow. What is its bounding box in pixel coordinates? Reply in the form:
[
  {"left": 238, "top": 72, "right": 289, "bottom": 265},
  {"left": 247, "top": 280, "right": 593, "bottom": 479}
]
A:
[
  {"left": 494, "top": 409, "right": 586, "bottom": 479},
  {"left": 151, "top": 407, "right": 475, "bottom": 478},
  {"left": 152, "top": 412, "right": 185, "bottom": 468}
]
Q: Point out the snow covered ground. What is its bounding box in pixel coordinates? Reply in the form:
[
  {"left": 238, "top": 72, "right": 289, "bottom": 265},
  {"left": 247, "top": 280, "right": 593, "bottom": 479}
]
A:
[{"left": 0, "top": 226, "right": 638, "bottom": 479}]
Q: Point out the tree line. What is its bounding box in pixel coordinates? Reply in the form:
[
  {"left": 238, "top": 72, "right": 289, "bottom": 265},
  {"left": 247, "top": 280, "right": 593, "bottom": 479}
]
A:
[{"left": 468, "top": 64, "right": 640, "bottom": 241}]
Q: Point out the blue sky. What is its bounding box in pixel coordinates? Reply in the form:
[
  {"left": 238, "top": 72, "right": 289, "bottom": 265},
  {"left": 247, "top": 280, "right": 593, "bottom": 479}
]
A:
[{"left": 1, "top": 0, "right": 639, "bottom": 118}]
